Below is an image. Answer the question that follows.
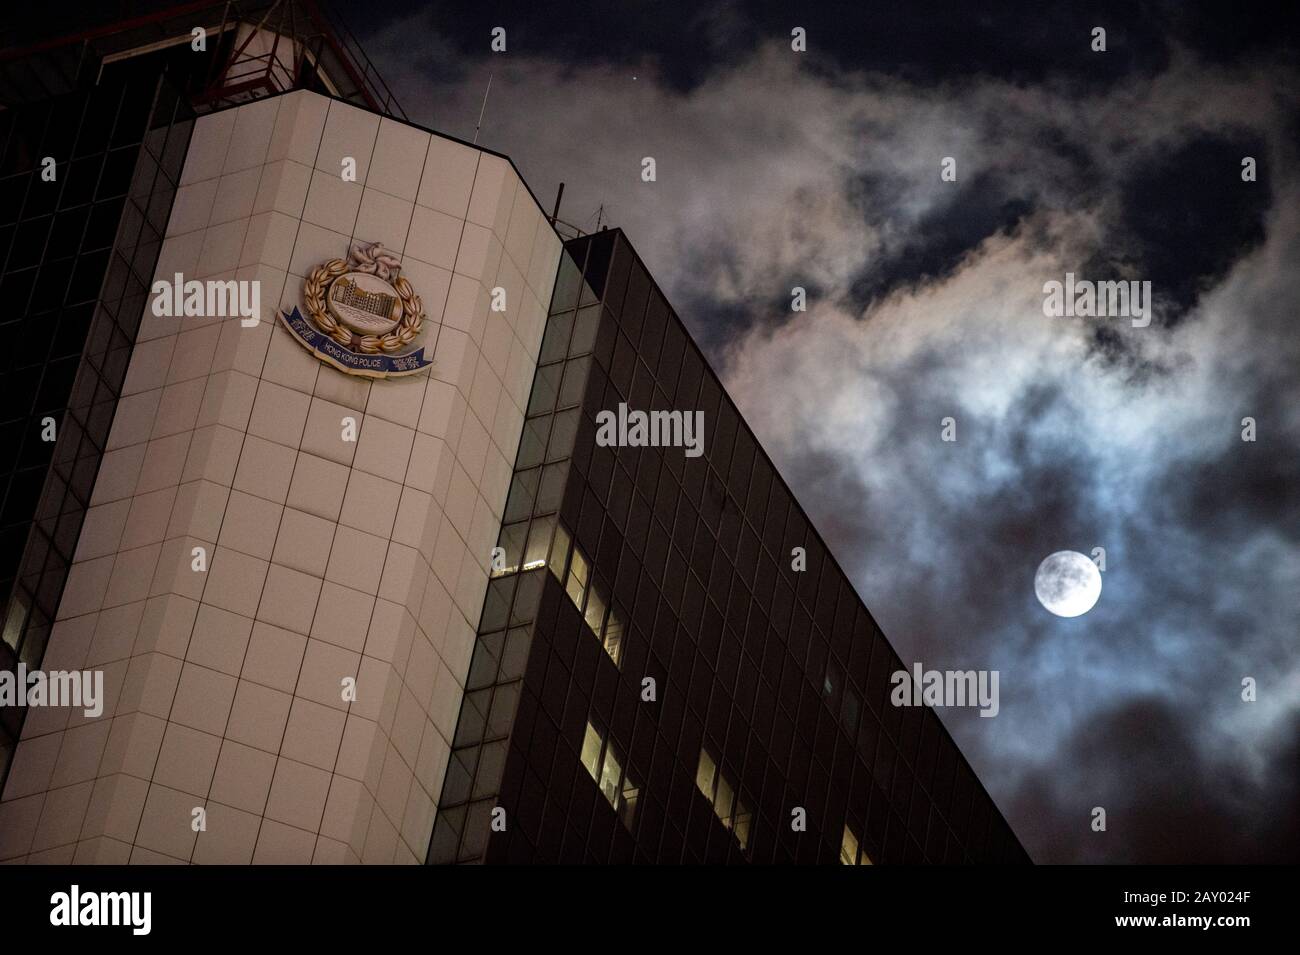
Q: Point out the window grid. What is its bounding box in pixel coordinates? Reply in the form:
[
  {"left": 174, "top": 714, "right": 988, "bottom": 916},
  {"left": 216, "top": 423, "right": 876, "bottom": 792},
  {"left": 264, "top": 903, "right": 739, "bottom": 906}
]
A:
[
  {"left": 0, "top": 71, "right": 193, "bottom": 788},
  {"left": 428, "top": 230, "right": 1024, "bottom": 865},
  {"left": 562, "top": 230, "right": 1019, "bottom": 864}
]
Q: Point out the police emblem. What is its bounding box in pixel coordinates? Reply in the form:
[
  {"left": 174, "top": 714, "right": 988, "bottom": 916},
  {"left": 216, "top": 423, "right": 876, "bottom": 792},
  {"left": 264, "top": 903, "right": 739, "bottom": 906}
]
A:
[{"left": 279, "top": 241, "right": 434, "bottom": 378}]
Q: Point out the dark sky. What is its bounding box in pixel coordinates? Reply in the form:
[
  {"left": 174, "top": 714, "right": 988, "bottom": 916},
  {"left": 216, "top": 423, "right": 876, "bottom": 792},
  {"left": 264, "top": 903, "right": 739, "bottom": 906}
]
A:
[{"left": 346, "top": 0, "right": 1300, "bottom": 863}]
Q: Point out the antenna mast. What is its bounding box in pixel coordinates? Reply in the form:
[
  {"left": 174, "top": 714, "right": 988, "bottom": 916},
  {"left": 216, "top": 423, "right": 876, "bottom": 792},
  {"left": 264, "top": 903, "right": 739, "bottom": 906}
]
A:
[{"left": 473, "top": 73, "right": 493, "bottom": 144}]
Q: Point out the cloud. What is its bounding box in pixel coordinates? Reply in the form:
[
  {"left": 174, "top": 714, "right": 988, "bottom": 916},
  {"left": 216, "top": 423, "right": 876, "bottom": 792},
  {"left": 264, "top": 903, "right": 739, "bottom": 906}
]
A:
[{"left": 363, "top": 12, "right": 1300, "bottom": 861}]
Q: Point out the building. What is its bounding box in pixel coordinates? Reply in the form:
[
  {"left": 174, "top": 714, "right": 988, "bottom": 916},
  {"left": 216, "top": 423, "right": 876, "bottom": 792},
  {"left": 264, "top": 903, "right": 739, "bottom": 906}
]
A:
[
  {"left": 0, "top": 2, "right": 1027, "bottom": 864},
  {"left": 426, "top": 229, "right": 1028, "bottom": 864}
]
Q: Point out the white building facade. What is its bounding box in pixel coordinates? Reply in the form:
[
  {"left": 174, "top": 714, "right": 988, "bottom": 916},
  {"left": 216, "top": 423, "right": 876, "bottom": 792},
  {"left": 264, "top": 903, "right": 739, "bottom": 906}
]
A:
[{"left": 0, "top": 89, "right": 561, "bottom": 863}]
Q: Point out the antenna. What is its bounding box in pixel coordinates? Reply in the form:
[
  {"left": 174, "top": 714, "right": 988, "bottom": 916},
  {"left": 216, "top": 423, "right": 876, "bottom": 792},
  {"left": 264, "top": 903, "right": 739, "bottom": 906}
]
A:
[
  {"left": 550, "top": 182, "right": 565, "bottom": 225},
  {"left": 594, "top": 203, "right": 605, "bottom": 232},
  {"left": 473, "top": 72, "right": 493, "bottom": 145}
]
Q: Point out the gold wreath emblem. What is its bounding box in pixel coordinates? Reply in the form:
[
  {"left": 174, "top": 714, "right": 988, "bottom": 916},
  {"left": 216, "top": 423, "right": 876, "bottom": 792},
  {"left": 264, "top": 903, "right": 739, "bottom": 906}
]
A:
[{"left": 303, "top": 259, "right": 424, "bottom": 354}]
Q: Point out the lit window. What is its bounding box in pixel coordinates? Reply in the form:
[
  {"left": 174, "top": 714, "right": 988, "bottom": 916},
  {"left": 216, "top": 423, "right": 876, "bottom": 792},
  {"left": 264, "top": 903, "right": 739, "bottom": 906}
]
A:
[
  {"left": 599, "top": 743, "right": 622, "bottom": 806},
  {"left": 558, "top": 534, "right": 623, "bottom": 667},
  {"left": 522, "top": 515, "right": 553, "bottom": 571},
  {"left": 565, "top": 545, "right": 589, "bottom": 608},
  {"left": 734, "top": 803, "right": 753, "bottom": 849},
  {"left": 695, "top": 749, "right": 717, "bottom": 800},
  {"left": 841, "top": 823, "right": 872, "bottom": 865},
  {"left": 548, "top": 521, "right": 571, "bottom": 581},
  {"left": 695, "top": 748, "right": 751, "bottom": 850},
  {"left": 548, "top": 519, "right": 624, "bottom": 670},
  {"left": 580, "top": 720, "right": 639, "bottom": 829},
  {"left": 580, "top": 723, "right": 602, "bottom": 778},
  {"left": 2, "top": 591, "right": 28, "bottom": 652},
  {"left": 601, "top": 605, "right": 626, "bottom": 666},
  {"left": 584, "top": 583, "right": 607, "bottom": 638},
  {"left": 840, "top": 825, "right": 859, "bottom": 864}
]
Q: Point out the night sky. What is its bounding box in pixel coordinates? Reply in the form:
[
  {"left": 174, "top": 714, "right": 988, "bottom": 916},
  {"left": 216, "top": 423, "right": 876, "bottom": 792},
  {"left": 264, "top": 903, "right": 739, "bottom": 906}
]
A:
[{"left": 346, "top": 0, "right": 1300, "bottom": 863}]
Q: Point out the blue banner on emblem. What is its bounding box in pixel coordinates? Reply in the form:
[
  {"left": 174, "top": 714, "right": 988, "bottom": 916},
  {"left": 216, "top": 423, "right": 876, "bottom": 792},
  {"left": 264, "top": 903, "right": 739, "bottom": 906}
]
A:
[{"left": 279, "top": 306, "right": 433, "bottom": 377}]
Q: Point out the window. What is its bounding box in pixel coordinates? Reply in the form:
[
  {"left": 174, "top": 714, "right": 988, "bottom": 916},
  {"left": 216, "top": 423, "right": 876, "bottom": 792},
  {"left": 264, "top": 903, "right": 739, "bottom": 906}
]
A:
[
  {"left": 547, "top": 408, "right": 579, "bottom": 462},
  {"left": 526, "top": 362, "right": 562, "bottom": 415},
  {"left": 601, "top": 604, "right": 626, "bottom": 666},
  {"left": 491, "top": 515, "right": 555, "bottom": 577},
  {"left": 493, "top": 522, "right": 527, "bottom": 577},
  {"left": 695, "top": 747, "right": 752, "bottom": 850},
  {"left": 840, "top": 825, "right": 858, "bottom": 864},
  {"left": 841, "top": 823, "right": 872, "bottom": 865},
  {"left": 565, "top": 544, "right": 590, "bottom": 607},
  {"left": 522, "top": 515, "right": 554, "bottom": 571},
  {"left": 584, "top": 581, "right": 607, "bottom": 636},
  {"left": 536, "top": 462, "right": 568, "bottom": 514},
  {"left": 696, "top": 748, "right": 717, "bottom": 799},
  {"left": 580, "top": 720, "right": 639, "bottom": 829},
  {"left": 548, "top": 521, "right": 571, "bottom": 580},
  {"left": 580, "top": 723, "right": 603, "bottom": 777},
  {"left": 558, "top": 356, "right": 590, "bottom": 408},
  {"left": 555, "top": 526, "right": 622, "bottom": 667}
]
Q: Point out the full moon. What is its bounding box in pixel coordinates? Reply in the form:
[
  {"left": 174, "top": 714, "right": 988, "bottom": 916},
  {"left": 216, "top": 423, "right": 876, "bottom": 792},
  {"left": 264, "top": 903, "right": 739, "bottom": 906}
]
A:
[{"left": 1034, "top": 550, "right": 1102, "bottom": 617}]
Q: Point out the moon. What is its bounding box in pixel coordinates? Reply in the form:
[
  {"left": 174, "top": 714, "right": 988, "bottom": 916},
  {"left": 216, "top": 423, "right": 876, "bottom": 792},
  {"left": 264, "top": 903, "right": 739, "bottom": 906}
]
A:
[{"left": 1034, "top": 550, "right": 1102, "bottom": 617}]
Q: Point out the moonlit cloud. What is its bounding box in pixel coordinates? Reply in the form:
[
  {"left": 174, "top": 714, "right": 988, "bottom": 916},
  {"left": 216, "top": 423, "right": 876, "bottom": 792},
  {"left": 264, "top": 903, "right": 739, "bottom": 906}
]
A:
[{"left": 361, "top": 9, "right": 1300, "bottom": 862}]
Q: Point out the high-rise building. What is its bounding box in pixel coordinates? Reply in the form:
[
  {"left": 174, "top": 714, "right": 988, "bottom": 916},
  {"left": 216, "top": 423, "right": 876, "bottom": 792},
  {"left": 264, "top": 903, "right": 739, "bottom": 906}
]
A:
[
  {"left": 0, "top": 3, "right": 1026, "bottom": 864},
  {"left": 427, "top": 229, "right": 1028, "bottom": 864}
]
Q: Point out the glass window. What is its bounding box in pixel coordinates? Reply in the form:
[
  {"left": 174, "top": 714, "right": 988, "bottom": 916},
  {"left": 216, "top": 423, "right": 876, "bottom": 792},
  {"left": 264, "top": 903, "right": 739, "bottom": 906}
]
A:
[
  {"left": 619, "top": 775, "right": 640, "bottom": 828},
  {"left": 842, "top": 685, "right": 862, "bottom": 738},
  {"left": 599, "top": 743, "right": 622, "bottom": 806},
  {"left": 499, "top": 627, "right": 531, "bottom": 681},
  {"left": 2, "top": 591, "right": 28, "bottom": 652},
  {"left": 548, "top": 521, "right": 571, "bottom": 581},
  {"left": 540, "top": 310, "right": 574, "bottom": 362},
  {"left": 547, "top": 408, "right": 579, "bottom": 462},
  {"left": 558, "top": 355, "right": 590, "bottom": 408},
  {"left": 733, "top": 801, "right": 752, "bottom": 850},
  {"left": 715, "top": 772, "right": 735, "bottom": 822},
  {"left": 517, "top": 416, "right": 551, "bottom": 469},
  {"left": 536, "top": 462, "right": 567, "bottom": 515},
  {"left": 479, "top": 576, "right": 515, "bottom": 632},
  {"left": 565, "top": 545, "right": 590, "bottom": 608},
  {"left": 503, "top": 468, "right": 539, "bottom": 524},
  {"left": 602, "top": 603, "right": 626, "bottom": 667},
  {"left": 580, "top": 720, "right": 638, "bottom": 831},
  {"left": 695, "top": 748, "right": 717, "bottom": 801},
  {"left": 527, "top": 362, "right": 562, "bottom": 416},
  {"left": 570, "top": 304, "right": 601, "bottom": 356},
  {"left": 841, "top": 824, "right": 872, "bottom": 864},
  {"left": 620, "top": 260, "right": 650, "bottom": 330},
  {"left": 583, "top": 579, "right": 607, "bottom": 636},
  {"left": 522, "top": 515, "right": 554, "bottom": 571},
  {"left": 695, "top": 747, "right": 751, "bottom": 851},
  {"left": 550, "top": 253, "right": 583, "bottom": 315},
  {"left": 494, "top": 521, "right": 527, "bottom": 576},
  {"left": 580, "top": 722, "right": 603, "bottom": 778},
  {"left": 841, "top": 824, "right": 860, "bottom": 865}
]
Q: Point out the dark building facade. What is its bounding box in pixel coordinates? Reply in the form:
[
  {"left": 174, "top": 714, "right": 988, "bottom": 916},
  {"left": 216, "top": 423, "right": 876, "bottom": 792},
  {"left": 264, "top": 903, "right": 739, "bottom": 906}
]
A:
[
  {"left": 0, "top": 60, "right": 197, "bottom": 785},
  {"left": 428, "top": 229, "right": 1029, "bottom": 865}
]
